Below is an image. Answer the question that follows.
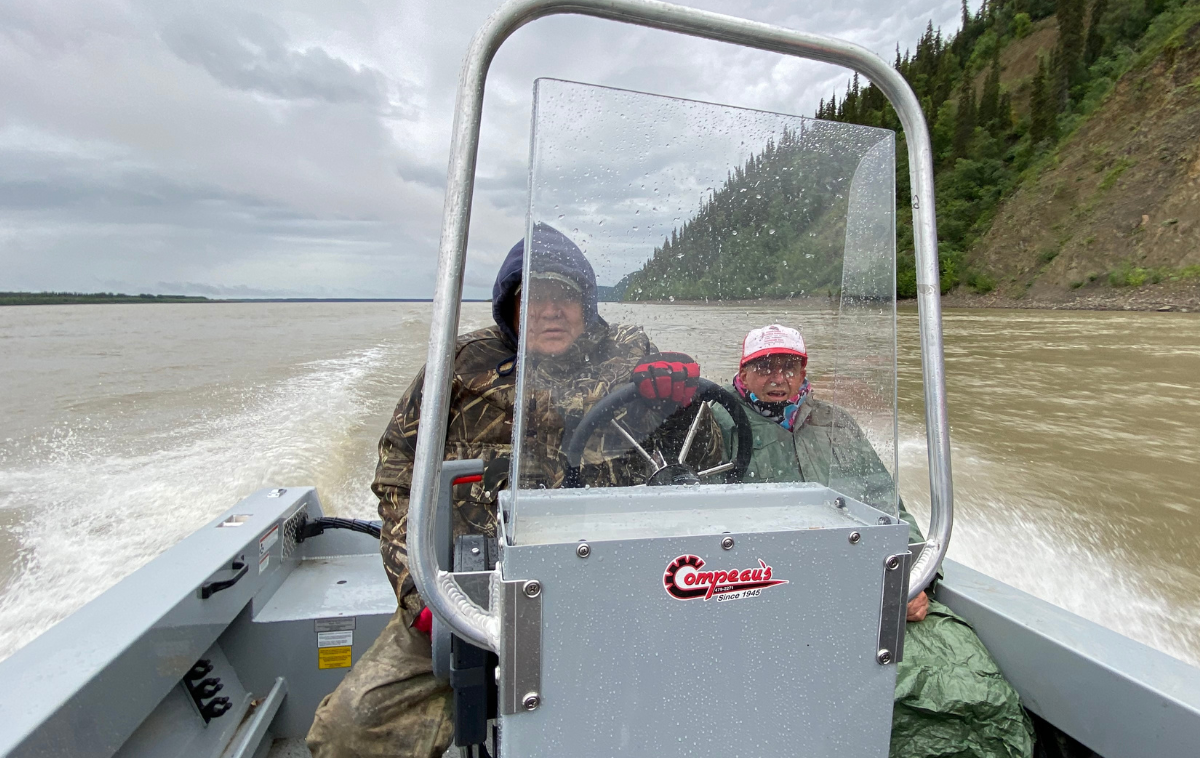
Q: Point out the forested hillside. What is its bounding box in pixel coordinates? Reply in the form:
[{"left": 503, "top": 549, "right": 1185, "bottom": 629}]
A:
[
  {"left": 968, "top": 2, "right": 1200, "bottom": 299},
  {"left": 620, "top": 127, "right": 869, "bottom": 301},
  {"left": 622, "top": 0, "right": 1199, "bottom": 303}
]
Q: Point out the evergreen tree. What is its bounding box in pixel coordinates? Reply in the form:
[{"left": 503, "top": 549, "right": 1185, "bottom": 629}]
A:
[
  {"left": 953, "top": 72, "right": 977, "bottom": 161},
  {"left": 1029, "top": 56, "right": 1056, "bottom": 144},
  {"left": 954, "top": 0, "right": 972, "bottom": 57},
  {"left": 978, "top": 55, "right": 1002, "bottom": 131},
  {"left": 1054, "top": 0, "right": 1086, "bottom": 107},
  {"left": 997, "top": 91, "right": 1013, "bottom": 131},
  {"left": 1085, "top": 0, "right": 1108, "bottom": 65},
  {"left": 844, "top": 73, "right": 861, "bottom": 123}
]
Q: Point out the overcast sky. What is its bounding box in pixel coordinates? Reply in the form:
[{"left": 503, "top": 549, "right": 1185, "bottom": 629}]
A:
[{"left": 0, "top": 0, "right": 968, "bottom": 299}]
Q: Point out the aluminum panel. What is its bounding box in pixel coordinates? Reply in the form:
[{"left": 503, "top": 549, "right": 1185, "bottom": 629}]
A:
[
  {"left": 499, "top": 516, "right": 909, "bottom": 757},
  {"left": 0, "top": 488, "right": 317, "bottom": 758},
  {"left": 938, "top": 560, "right": 1200, "bottom": 758}
]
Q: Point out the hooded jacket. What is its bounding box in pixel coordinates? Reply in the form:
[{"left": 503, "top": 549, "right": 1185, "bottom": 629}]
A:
[
  {"left": 493, "top": 221, "right": 600, "bottom": 346},
  {"left": 374, "top": 226, "right": 669, "bottom": 611}
]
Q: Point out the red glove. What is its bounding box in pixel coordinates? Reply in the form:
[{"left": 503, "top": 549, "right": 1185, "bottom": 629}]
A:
[
  {"left": 633, "top": 352, "right": 700, "bottom": 406},
  {"left": 412, "top": 606, "right": 433, "bottom": 638}
]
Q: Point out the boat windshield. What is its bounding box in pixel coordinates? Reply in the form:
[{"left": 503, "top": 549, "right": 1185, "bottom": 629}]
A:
[{"left": 508, "top": 78, "right": 897, "bottom": 542}]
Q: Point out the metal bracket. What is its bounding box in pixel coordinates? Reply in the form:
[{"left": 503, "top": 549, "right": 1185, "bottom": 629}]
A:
[
  {"left": 500, "top": 577, "right": 543, "bottom": 715},
  {"left": 876, "top": 549, "right": 914, "bottom": 665}
]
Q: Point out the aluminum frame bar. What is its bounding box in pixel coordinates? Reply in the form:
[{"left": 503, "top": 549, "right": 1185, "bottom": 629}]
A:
[{"left": 410, "top": 0, "right": 953, "bottom": 651}]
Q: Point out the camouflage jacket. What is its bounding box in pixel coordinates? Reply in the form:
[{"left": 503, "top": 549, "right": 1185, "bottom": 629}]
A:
[{"left": 373, "top": 320, "right": 723, "bottom": 611}]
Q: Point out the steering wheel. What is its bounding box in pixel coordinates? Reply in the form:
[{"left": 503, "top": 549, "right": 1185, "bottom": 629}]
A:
[{"left": 562, "top": 378, "right": 754, "bottom": 488}]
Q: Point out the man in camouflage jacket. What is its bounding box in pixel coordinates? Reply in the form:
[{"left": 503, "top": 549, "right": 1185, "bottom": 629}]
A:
[{"left": 308, "top": 224, "right": 720, "bottom": 758}]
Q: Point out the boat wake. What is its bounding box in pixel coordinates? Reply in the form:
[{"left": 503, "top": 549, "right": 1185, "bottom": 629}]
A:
[
  {"left": 0, "top": 345, "right": 394, "bottom": 662},
  {"left": 898, "top": 429, "right": 1200, "bottom": 667}
]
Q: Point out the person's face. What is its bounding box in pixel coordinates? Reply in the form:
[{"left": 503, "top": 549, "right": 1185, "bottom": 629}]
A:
[
  {"left": 739, "top": 354, "right": 807, "bottom": 401},
  {"left": 521, "top": 279, "right": 585, "bottom": 356}
]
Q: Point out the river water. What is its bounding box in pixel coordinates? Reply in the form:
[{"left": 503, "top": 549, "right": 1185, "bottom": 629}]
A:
[{"left": 0, "top": 302, "right": 1197, "bottom": 665}]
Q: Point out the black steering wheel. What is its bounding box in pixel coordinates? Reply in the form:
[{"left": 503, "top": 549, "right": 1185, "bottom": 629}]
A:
[{"left": 562, "top": 378, "right": 754, "bottom": 487}]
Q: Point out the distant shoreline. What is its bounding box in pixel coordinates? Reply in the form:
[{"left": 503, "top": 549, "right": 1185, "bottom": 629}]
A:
[
  {"left": 6, "top": 289, "right": 1194, "bottom": 312},
  {"left": 0, "top": 292, "right": 490, "bottom": 306}
]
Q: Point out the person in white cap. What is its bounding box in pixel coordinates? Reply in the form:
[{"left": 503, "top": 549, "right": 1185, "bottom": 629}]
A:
[
  {"left": 714, "top": 324, "right": 1035, "bottom": 758},
  {"left": 735, "top": 324, "right": 811, "bottom": 431}
]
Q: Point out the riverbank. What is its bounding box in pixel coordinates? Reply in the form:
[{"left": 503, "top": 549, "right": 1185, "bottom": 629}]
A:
[
  {"left": 0, "top": 292, "right": 211, "bottom": 306},
  {"left": 939, "top": 280, "right": 1200, "bottom": 312}
]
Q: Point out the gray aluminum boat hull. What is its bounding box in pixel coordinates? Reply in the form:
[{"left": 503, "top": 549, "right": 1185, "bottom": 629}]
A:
[{"left": 0, "top": 487, "right": 1197, "bottom": 758}]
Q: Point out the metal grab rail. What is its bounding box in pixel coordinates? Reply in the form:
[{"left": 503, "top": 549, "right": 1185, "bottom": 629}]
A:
[{"left": 410, "top": 0, "right": 954, "bottom": 652}]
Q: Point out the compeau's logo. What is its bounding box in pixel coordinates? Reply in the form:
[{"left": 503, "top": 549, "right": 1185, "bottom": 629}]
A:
[{"left": 663, "top": 554, "right": 787, "bottom": 602}]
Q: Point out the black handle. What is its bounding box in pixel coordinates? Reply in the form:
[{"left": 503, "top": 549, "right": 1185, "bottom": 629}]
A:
[
  {"left": 200, "top": 697, "right": 232, "bottom": 721},
  {"left": 199, "top": 560, "right": 248, "bottom": 599}
]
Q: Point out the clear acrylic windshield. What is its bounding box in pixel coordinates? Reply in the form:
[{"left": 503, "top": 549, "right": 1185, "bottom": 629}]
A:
[{"left": 509, "top": 78, "right": 896, "bottom": 541}]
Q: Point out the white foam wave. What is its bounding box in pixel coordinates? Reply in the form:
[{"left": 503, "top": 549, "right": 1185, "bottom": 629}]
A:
[
  {"left": 0, "top": 345, "right": 395, "bottom": 661},
  {"left": 898, "top": 429, "right": 1200, "bottom": 666}
]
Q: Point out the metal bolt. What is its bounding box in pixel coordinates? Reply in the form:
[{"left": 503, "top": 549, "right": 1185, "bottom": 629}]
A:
[
  {"left": 523, "top": 692, "right": 541, "bottom": 711},
  {"left": 878, "top": 516, "right": 891, "bottom": 525},
  {"left": 885, "top": 555, "right": 901, "bottom": 570},
  {"left": 877, "top": 649, "right": 893, "bottom": 665},
  {"left": 848, "top": 531, "right": 861, "bottom": 544},
  {"left": 721, "top": 536, "right": 735, "bottom": 550},
  {"left": 576, "top": 543, "right": 591, "bottom": 558},
  {"left": 835, "top": 497, "right": 846, "bottom": 509},
  {"left": 523, "top": 580, "right": 541, "bottom": 598},
  {"left": 471, "top": 547, "right": 480, "bottom": 555}
]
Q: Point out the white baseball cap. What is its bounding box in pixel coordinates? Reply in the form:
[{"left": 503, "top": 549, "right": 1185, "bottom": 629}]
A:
[{"left": 740, "top": 324, "right": 807, "bottom": 367}]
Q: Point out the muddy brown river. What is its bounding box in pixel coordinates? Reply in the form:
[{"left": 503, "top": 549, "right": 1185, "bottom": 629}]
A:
[{"left": 0, "top": 302, "right": 1196, "bottom": 664}]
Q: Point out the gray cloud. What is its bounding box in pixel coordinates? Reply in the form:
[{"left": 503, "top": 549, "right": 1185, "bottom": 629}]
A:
[
  {"left": 0, "top": 0, "right": 970, "bottom": 300},
  {"left": 161, "top": 11, "right": 385, "bottom": 106}
]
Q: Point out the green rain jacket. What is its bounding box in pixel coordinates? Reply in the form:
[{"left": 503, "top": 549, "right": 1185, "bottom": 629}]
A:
[
  {"left": 712, "top": 391, "right": 923, "bottom": 544},
  {"left": 713, "top": 388, "right": 1035, "bottom": 758}
]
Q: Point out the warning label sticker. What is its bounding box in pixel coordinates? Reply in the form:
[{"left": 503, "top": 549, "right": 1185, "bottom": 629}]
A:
[
  {"left": 318, "top": 646, "right": 352, "bottom": 670},
  {"left": 315, "top": 617, "right": 355, "bottom": 632},
  {"left": 259, "top": 525, "right": 279, "bottom": 557},
  {"left": 318, "top": 630, "right": 354, "bottom": 648},
  {"left": 258, "top": 552, "right": 271, "bottom": 574}
]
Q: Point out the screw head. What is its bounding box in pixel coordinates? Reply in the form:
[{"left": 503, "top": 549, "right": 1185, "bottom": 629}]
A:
[
  {"left": 721, "top": 536, "right": 735, "bottom": 550},
  {"left": 886, "top": 555, "right": 901, "bottom": 570},
  {"left": 877, "top": 649, "right": 893, "bottom": 664},
  {"left": 471, "top": 546, "right": 481, "bottom": 555},
  {"left": 878, "top": 516, "right": 891, "bottom": 525},
  {"left": 848, "top": 531, "right": 862, "bottom": 544},
  {"left": 523, "top": 580, "right": 541, "bottom": 598},
  {"left": 835, "top": 497, "right": 846, "bottom": 509},
  {"left": 523, "top": 692, "right": 541, "bottom": 711},
  {"left": 576, "top": 543, "right": 591, "bottom": 558}
]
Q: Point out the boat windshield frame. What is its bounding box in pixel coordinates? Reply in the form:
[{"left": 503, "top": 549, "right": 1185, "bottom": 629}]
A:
[{"left": 408, "top": 0, "right": 952, "bottom": 653}]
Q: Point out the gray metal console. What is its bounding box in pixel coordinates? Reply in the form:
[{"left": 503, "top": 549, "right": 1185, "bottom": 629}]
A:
[{"left": 494, "top": 485, "right": 912, "bottom": 757}]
